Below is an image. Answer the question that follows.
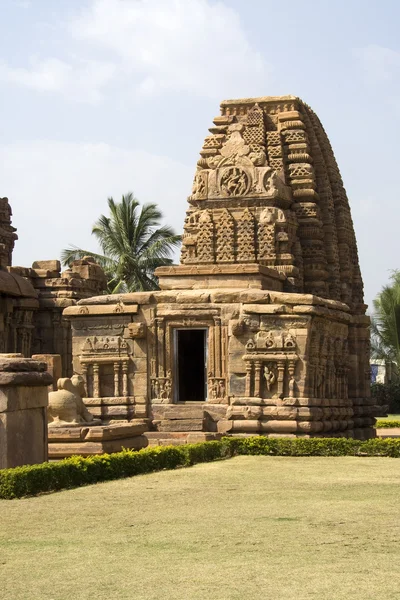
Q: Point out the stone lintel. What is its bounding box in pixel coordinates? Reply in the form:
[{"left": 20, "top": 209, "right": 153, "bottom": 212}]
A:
[
  {"left": 242, "top": 304, "right": 289, "bottom": 314},
  {"left": 63, "top": 304, "right": 139, "bottom": 316},
  {"left": 156, "top": 264, "right": 285, "bottom": 280},
  {"left": 220, "top": 95, "right": 298, "bottom": 107}
]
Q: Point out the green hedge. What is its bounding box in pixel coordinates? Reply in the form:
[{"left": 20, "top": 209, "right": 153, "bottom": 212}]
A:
[
  {"left": 376, "top": 420, "right": 400, "bottom": 428},
  {"left": 3, "top": 437, "right": 400, "bottom": 500}
]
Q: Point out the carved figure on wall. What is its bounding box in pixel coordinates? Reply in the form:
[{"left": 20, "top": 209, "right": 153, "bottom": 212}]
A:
[
  {"left": 151, "top": 369, "right": 172, "bottom": 403},
  {"left": 284, "top": 333, "right": 296, "bottom": 348},
  {"left": 264, "top": 364, "right": 276, "bottom": 391},
  {"left": 48, "top": 375, "right": 100, "bottom": 426},
  {"left": 220, "top": 167, "right": 249, "bottom": 196},
  {"left": 208, "top": 375, "right": 226, "bottom": 401}
]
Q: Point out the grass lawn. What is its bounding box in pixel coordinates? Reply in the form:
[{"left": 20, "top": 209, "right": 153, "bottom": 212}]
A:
[{"left": 1, "top": 456, "right": 400, "bottom": 600}]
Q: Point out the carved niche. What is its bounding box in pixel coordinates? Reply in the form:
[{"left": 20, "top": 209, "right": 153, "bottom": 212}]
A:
[
  {"left": 79, "top": 335, "right": 132, "bottom": 398},
  {"left": 243, "top": 330, "right": 298, "bottom": 400}
]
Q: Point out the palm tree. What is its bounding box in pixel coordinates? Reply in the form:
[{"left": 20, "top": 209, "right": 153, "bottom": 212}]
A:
[
  {"left": 61, "top": 193, "right": 181, "bottom": 293},
  {"left": 371, "top": 270, "right": 400, "bottom": 373}
]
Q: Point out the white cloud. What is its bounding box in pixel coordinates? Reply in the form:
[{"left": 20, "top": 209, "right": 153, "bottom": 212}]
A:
[
  {"left": 69, "top": 0, "right": 268, "bottom": 98},
  {"left": 0, "top": 141, "right": 192, "bottom": 266},
  {"left": 354, "top": 44, "right": 400, "bottom": 83},
  {"left": 0, "top": 0, "right": 268, "bottom": 102},
  {"left": 0, "top": 57, "right": 116, "bottom": 104}
]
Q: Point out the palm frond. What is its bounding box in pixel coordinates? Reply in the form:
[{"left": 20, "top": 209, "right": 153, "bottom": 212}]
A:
[{"left": 61, "top": 193, "right": 179, "bottom": 293}]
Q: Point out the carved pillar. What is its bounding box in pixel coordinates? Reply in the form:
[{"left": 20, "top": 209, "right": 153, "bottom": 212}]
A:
[
  {"left": 156, "top": 317, "right": 165, "bottom": 378},
  {"left": 245, "top": 361, "right": 253, "bottom": 397},
  {"left": 214, "top": 317, "right": 221, "bottom": 377},
  {"left": 114, "top": 362, "right": 120, "bottom": 397},
  {"left": 288, "top": 360, "right": 296, "bottom": 399},
  {"left": 93, "top": 363, "right": 100, "bottom": 398},
  {"left": 122, "top": 361, "right": 129, "bottom": 396},
  {"left": 277, "top": 360, "right": 285, "bottom": 398},
  {"left": 254, "top": 360, "right": 262, "bottom": 398},
  {"left": 81, "top": 364, "right": 88, "bottom": 396}
]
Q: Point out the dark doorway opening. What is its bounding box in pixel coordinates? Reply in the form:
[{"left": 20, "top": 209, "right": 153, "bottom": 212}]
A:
[{"left": 176, "top": 329, "right": 207, "bottom": 402}]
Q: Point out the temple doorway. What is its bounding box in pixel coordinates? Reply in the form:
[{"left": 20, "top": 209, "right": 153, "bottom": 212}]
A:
[{"left": 174, "top": 328, "right": 207, "bottom": 402}]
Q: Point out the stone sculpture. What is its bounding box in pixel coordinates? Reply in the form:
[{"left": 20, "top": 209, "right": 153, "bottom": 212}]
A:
[{"left": 48, "top": 374, "right": 99, "bottom": 426}]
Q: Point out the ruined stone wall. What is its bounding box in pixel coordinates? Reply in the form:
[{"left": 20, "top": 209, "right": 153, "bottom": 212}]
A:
[{"left": 10, "top": 258, "right": 107, "bottom": 376}]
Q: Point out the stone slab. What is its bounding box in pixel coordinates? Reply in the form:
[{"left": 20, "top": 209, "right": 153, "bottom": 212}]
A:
[
  {"left": 64, "top": 304, "right": 138, "bottom": 316},
  {"left": 157, "top": 419, "right": 204, "bottom": 432},
  {"left": 48, "top": 434, "right": 148, "bottom": 457}
]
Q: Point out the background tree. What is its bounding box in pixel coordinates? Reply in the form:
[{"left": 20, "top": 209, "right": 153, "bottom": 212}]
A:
[
  {"left": 61, "top": 193, "right": 181, "bottom": 293},
  {"left": 371, "top": 270, "right": 400, "bottom": 374}
]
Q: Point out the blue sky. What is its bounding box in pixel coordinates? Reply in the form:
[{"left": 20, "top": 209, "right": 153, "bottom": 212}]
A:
[{"left": 0, "top": 0, "right": 399, "bottom": 310}]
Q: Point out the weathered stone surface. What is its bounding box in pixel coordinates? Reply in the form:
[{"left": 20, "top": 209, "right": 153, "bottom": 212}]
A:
[
  {"left": 59, "top": 96, "right": 373, "bottom": 441},
  {"left": 31, "top": 354, "right": 62, "bottom": 390},
  {"left": 158, "top": 419, "right": 204, "bottom": 432},
  {"left": 48, "top": 435, "right": 148, "bottom": 458},
  {"left": 0, "top": 357, "right": 49, "bottom": 468}
]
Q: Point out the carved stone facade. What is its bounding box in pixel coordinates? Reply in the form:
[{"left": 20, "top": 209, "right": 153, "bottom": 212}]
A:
[
  {"left": 64, "top": 288, "right": 376, "bottom": 440},
  {"left": 62, "top": 96, "right": 375, "bottom": 441},
  {"left": 9, "top": 257, "right": 107, "bottom": 376},
  {"left": 0, "top": 198, "right": 107, "bottom": 376},
  {"left": 175, "top": 97, "right": 364, "bottom": 307}
]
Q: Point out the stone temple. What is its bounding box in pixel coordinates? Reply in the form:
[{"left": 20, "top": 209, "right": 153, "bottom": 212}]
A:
[{"left": 63, "top": 95, "right": 376, "bottom": 442}]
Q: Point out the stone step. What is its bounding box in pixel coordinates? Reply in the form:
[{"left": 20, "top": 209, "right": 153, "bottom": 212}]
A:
[
  {"left": 157, "top": 418, "right": 204, "bottom": 432},
  {"left": 152, "top": 404, "right": 205, "bottom": 420},
  {"left": 145, "top": 432, "right": 222, "bottom": 446}
]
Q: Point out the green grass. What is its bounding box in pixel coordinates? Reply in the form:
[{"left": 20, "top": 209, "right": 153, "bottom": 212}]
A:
[{"left": 2, "top": 456, "right": 400, "bottom": 600}]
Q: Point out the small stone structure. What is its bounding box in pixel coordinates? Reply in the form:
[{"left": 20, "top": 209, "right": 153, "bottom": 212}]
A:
[
  {"left": 0, "top": 355, "right": 52, "bottom": 468},
  {"left": 63, "top": 96, "right": 379, "bottom": 442},
  {"left": 9, "top": 257, "right": 107, "bottom": 376},
  {"left": 0, "top": 199, "right": 107, "bottom": 377},
  {"left": 47, "top": 374, "right": 148, "bottom": 458}
]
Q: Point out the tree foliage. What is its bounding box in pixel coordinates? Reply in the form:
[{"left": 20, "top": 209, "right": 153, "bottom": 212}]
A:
[
  {"left": 371, "top": 270, "right": 400, "bottom": 372},
  {"left": 61, "top": 193, "right": 181, "bottom": 293}
]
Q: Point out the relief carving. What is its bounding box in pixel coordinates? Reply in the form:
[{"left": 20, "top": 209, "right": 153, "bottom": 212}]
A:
[{"left": 219, "top": 167, "right": 250, "bottom": 197}]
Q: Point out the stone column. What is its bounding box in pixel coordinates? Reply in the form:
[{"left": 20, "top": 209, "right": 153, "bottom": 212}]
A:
[
  {"left": 122, "top": 361, "right": 129, "bottom": 397},
  {"left": 277, "top": 360, "right": 286, "bottom": 398},
  {"left": 245, "top": 361, "right": 253, "bottom": 397},
  {"left": 81, "top": 363, "right": 88, "bottom": 396},
  {"left": 254, "top": 360, "right": 262, "bottom": 398},
  {"left": 93, "top": 363, "right": 100, "bottom": 398},
  {"left": 0, "top": 356, "right": 52, "bottom": 468},
  {"left": 113, "top": 362, "right": 120, "bottom": 397},
  {"left": 156, "top": 317, "right": 165, "bottom": 377},
  {"left": 214, "top": 317, "right": 221, "bottom": 377}
]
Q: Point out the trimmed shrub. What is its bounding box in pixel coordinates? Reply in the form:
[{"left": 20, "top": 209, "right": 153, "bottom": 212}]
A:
[
  {"left": 3, "top": 437, "right": 400, "bottom": 500},
  {"left": 0, "top": 446, "right": 189, "bottom": 500},
  {"left": 375, "top": 420, "right": 400, "bottom": 428}
]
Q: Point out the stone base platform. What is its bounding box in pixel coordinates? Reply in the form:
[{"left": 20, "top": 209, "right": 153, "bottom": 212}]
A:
[
  {"left": 48, "top": 421, "right": 148, "bottom": 458},
  {"left": 145, "top": 431, "right": 222, "bottom": 446},
  {"left": 376, "top": 428, "right": 400, "bottom": 439},
  {"left": 156, "top": 263, "right": 285, "bottom": 291}
]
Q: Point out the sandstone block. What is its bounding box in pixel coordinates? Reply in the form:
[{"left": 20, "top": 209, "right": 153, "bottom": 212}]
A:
[{"left": 158, "top": 419, "right": 204, "bottom": 432}]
